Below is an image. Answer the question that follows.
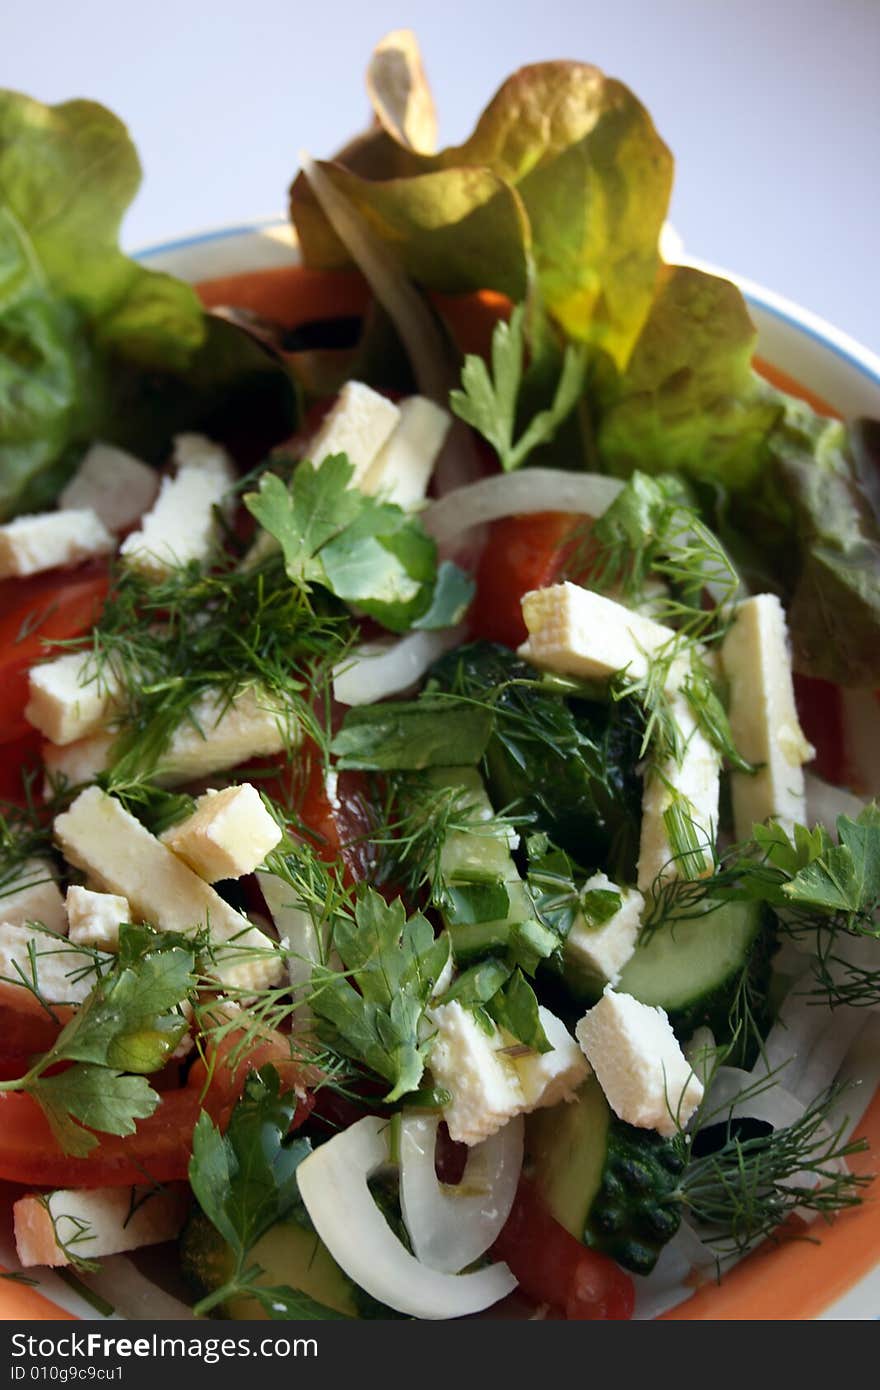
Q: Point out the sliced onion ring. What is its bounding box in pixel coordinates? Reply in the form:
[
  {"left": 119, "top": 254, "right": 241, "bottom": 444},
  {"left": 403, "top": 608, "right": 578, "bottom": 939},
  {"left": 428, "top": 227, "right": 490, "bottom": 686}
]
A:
[
  {"left": 295, "top": 1116, "right": 517, "bottom": 1318},
  {"left": 422, "top": 469, "right": 623, "bottom": 549},
  {"left": 399, "top": 1112, "right": 523, "bottom": 1274},
  {"left": 332, "top": 627, "right": 463, "bottom": 707}
]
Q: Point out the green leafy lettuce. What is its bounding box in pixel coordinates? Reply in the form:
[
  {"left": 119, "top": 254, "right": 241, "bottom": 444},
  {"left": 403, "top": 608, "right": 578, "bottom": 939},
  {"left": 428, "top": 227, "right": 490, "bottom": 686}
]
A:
[
  {"left": 0, "top": 91, "right": 296, "bottom": 519},
  {"left": 291, "top": 40, "right": 673, "bottom": 368}
]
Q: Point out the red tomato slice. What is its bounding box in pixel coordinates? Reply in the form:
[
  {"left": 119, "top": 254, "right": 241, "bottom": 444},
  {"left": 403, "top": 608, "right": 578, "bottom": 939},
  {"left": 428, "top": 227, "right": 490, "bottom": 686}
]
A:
[
  {"left": 792, "top": 672, "right": 848, "bottom": 787},
  {"left": 0, "top": 1089, "right": 202, "bottom": 1188},
  {"left": 492, "top": 1179, "right": 635, "bottom": 1320},
  {"left": 0, "top": 566, "right": 109, "bottom": 744},
  {"left": 0, "top": 730, "right": 43, "bottom": 805},
  {"left": 471, "top": 512, "right": 584, "bottom": 650},
  {"left": 187, "top": 1028, "right": 316, "bottom": 1132}
]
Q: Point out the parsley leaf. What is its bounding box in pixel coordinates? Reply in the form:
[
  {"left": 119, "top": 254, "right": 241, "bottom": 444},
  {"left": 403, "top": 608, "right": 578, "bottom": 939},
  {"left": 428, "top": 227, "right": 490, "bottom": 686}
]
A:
[
  {"left": 245, "top": 454, "right": 473, "bottom": 633},
  {"left": 0, "top": 925, "right": 195, "bottom": 1154},
  {"left": 485, "top": 967, "right": 551, "bottom": 1053},
  {"left": 188, "top": 1067, "right": 346, "bottom": 1320},
  {"left": 330, "top": 698, "right": 493, "bottom": 770},
  {"left": 31, "top": 1068, "right": 158, "bottom": 1157},
  {"left": 783, "top": 811, "right": 880, "bottom": 917},
  {"left": 311, "top": 888, "right": 451, "bottom": 1102},
  {"left": 450, "top": 305, "right": 586, "bottom": 472}
]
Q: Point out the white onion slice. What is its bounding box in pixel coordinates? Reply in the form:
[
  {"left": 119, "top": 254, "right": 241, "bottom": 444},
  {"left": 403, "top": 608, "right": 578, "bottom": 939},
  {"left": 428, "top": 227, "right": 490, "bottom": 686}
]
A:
[
  {"left": 422, "top": 469, "right": 623, "bottom": 548},
  {"left": 804, "top": 771, "right": 866, "bottom": 833},
  {"left": 296, "top": 1116, "right": 517, "bottom": 1318},
  {"left": 398, "top": 1112, "right": 523, "bottom": 1273},
  {"left": 299, "top": 154, "right": 452, "bottom": 406},
  {"left": 333, "top": 628, "right": 463, "bottom": 707},
  {"left": 80, "top": 1256, "right": 195, "bottom": 1321},
  {"left": 257, "top": 870, "right": 326, "bottom": 1030},
  {"left": 707, "top": 1066, "right": 807, "bottom": 1130}
]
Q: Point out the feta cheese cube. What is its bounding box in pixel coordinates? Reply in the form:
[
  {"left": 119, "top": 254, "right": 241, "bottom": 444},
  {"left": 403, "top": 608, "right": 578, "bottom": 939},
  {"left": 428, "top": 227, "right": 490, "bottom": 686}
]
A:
[
  {"left": 0, "top": 509, "right": 114, "bottom": 579},
  {"left": 519, "top": 582, "right": 684, "bottom": 688},
  {"left": 119, "top": 434, "right": 236, "bottom": 578},
  {"left": 0, "top": 923, "right": 98, "bottom": 1005},
  {"left": 59, "top": 443, "right": 159, "bottom": 533},
  {"left": 0, "top": 859, "right": 66, "bottom": 934},
  {"left": 564, "top": 874, "right": 644, "bottom": 986},
  {"left": 427, "top": 1001, "right": 524, "bottom": 1145},
  {"left": 42, "top": 733, "right": 116, "bottom": 794},
  {"left": 575, "top": 988, "right": 703, "bottom": 1136},
  {"left": 161, "top": 783, "right": 282, "bottom": 882},
  {"left": 636, "top": 697, "right": 720, "bottom": 892},
  {"left": 721, "top": 594, "right": 816, "bottom": 839},
  {"left": 511, "top": 1007, "right": 590, "bottom": 1110},
  {"left": 53, "top": 787, "right": 283, "bottom": 991},
  {"left": 361, "top": 397, "right": 451, "bottom": 509},
  {"left": 42, "top": 686, "right": 295, "bottom": 791},
  {"left": 14, "top": 1186, "right": 188, "bottom": 1268},
  {"left": 307, "top": 381, "right": 400, "bottom": 484},
  {"left": 25, "top": 651, "right": 121, "bottom": 746},
  {"left": 65, "top": 886, "right": 131, "bottom": 951}
]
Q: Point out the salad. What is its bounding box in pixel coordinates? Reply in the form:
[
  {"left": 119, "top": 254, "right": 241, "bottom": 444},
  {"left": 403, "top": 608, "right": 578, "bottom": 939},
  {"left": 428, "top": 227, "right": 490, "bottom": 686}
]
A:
[{"left": 1, "top": 30, "right": 879, "bottom": 1323}]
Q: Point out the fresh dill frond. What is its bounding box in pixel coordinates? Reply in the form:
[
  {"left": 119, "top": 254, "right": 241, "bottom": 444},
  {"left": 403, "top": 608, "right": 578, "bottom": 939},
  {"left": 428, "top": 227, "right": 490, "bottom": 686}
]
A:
[
  {"left": 52, "top": 551, "right": 352, "bottom": 785},
  {"left": 369, "top": 770, "right": 523, "bottom": 901},
  {"left": 680, "top": 1083, "right": 870, "bottom": 1255},
  {"left": 585, "top": 470, "right": 742, "bottom": 646}
]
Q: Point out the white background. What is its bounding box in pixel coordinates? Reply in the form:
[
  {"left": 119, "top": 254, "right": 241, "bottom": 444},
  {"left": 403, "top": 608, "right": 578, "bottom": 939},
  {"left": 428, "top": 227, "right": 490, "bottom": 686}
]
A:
[{"left": 4, "top": 0, "right": 879, "bottom": 350}]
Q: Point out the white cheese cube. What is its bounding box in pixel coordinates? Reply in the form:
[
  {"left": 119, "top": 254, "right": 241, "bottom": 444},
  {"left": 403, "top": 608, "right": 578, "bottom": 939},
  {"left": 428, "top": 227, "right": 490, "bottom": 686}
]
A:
[
  {"left": 307, "top": 381, "right": 400, "bottom": 485},
  {"left": 636, "top": 697, "right": 720, "bottom": 892},
  {"left": 0, "top": 509, "right": 114, "bottom": 579},
  {"left": 53, "top": 787, "right": 283, "bottom": 992},
  {"left": 721, "top": 594, "right": 815, "bottom": 839},
  {"left": 59, "top": 443, "right": 159, "bottom": 533},
  {"left": 14, "top": 1185, "right": 188, "bottom": 1269},
  {"left": 427, "top": 1001, "right": 525, "bottom": 1146},
  {"left": 564, "top": 874, "right": 644, "bottom": 986},
  {"left": 575, "top": 988, "right": 703, "bottom": 1136},
  {"left": 43, "top": 686, "right": 295, "bottom": 791},
  {"left": 519, "top": 582, "right": 684, "bottom": 688},
  {"left": 360, "top": 397, "right": 451, "bottom": 509},
  {"left": 161, "top": 783, "right": 282, "bottom": 882},
  {"left": 0, "top": 858, "right": 66, "bottom": 934},
  {"left": 510, "top": 1007, "right": 590, "bottom": 1110},
  {"left": 42, "top": 733, "right": 116, "bottom": 794},
  {"left": 0, "top": 923, "right": 98, "bottom": 1005},
  {"left": 65, "top": 886, "right": 131, "bottom": 951},
  {"left": 119, "top": 434, "right": 236, "bottom": 578},
  {"left": 25, "top": 650, "right": 121, "bottom": 746}
]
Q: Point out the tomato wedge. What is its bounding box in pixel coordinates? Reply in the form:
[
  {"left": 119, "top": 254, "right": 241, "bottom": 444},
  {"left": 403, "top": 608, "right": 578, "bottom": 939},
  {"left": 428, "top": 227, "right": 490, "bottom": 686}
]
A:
[
  {"left": 471, "top": 512, "right": 583, "bottom": 649},
  {"left": 0, "top": 1089, "right": 202, "bottom": 1187},
  {"left": 0, "top": 565, "right": 109, "bottom": 744},
  {"left": 493, "top": 1179, "right": 635, "bottom": 1320}
]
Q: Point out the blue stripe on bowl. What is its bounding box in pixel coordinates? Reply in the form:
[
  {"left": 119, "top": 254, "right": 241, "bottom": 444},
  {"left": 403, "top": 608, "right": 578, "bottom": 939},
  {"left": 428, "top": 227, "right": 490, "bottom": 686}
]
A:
[{"left": 134, "top": 222, "right": 880, "bottom": 390}]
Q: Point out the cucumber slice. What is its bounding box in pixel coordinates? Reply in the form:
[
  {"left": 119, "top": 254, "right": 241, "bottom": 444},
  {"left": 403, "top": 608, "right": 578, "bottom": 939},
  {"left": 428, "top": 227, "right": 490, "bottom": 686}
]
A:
[
  {"left": 616, "top": 898, "right": 772, "bottom": 1043},
  {"left": 526, "top": 1077, "right": 685, "bottom": 1275},
  {"left": 525, "top": 1074, "right": 610, "bottom": 1240},
  {"left": 180, "top": 1211, "right": 390, "bottom": 1319}
]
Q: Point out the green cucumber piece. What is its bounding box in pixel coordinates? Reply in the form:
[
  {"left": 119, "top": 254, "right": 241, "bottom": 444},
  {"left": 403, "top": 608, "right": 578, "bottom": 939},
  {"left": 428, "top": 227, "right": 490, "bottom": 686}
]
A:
[
  {"left": 526, "top": 1077, "right": 685, "bottom": 1275},
  {"left": 180, "top": 1211, "right": 389, "bottom": 1319},
  {"left": 616, "top": 898, "right": 773, "bottom": 1047}
]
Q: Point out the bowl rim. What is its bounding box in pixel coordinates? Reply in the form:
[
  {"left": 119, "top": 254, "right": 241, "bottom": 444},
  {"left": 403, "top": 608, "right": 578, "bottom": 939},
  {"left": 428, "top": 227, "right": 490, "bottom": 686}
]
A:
[{"left": 133, "top": 215, "right": 880, "bottom": 390}]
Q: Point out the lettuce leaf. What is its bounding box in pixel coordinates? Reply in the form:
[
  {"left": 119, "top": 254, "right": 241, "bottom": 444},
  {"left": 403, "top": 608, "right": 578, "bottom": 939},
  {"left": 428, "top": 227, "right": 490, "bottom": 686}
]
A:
[
  {"left": 0, "top": 92, "right": 296, "bottom": 519},
  {"left": 598, "top": 265, "right": 782, "bottom": 487},
  {"left": 291, "top": 42, "right": 672, "bottom": 369}
]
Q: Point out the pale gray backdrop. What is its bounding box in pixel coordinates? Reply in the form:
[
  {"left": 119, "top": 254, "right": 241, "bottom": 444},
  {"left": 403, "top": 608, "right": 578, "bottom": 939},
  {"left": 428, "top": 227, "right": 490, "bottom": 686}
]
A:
[{"left": 4, "top": 0, "right": 878, "bottom": 350}]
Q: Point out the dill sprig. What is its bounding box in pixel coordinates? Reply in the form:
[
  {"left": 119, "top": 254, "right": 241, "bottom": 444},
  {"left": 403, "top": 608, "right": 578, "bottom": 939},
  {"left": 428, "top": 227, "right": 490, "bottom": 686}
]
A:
[
  {"left": 680, "top": 1082, "right": 870, "bottom": 1255},
  {"left": 52, "top": 552, "right": 352, "bottom": 785},
  {"left": 583, "top": 470, "right": 742, "bottom": 646},
  {"left": 369, "top": 770, "right": 523, "bottom": 901}
]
